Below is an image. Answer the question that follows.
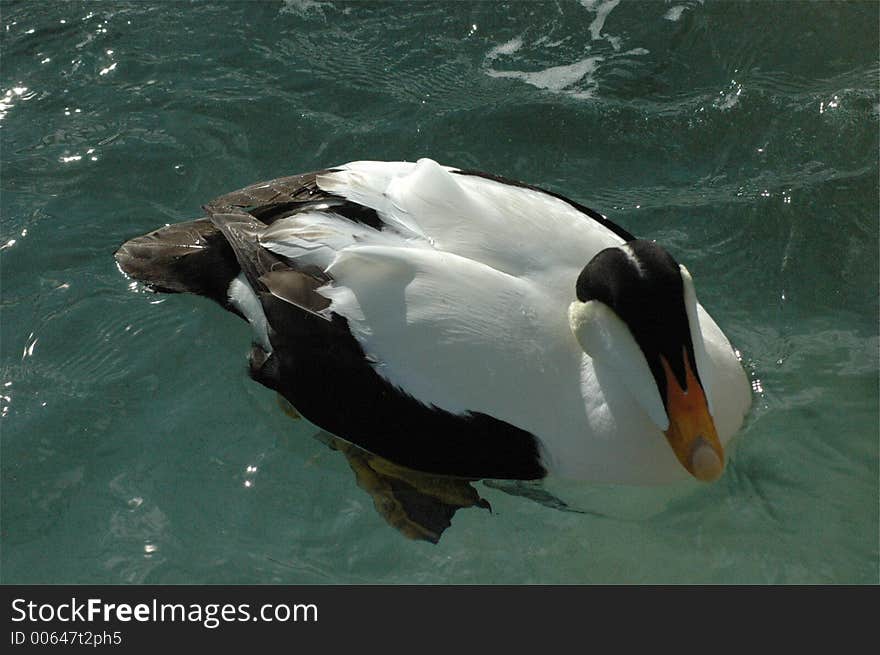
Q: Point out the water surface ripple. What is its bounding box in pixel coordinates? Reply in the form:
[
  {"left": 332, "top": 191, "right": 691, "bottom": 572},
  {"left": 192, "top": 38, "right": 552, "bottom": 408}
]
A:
[{"left": 1, "top": 0, "right": 877, "bottom": 583}]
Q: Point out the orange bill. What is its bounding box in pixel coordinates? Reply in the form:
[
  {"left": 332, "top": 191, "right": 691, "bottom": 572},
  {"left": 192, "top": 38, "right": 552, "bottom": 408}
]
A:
[{"left": 661, "top": 349, "right": 724, "bottom": 482}]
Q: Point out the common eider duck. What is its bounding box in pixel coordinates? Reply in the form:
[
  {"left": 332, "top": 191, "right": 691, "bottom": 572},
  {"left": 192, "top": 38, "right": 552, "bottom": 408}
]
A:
[{"left": 115, "top": 158, "right": 751, "bottom": 486}]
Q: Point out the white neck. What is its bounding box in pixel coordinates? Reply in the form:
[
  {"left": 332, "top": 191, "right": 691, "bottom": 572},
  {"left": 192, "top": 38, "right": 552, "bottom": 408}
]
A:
[{"left": 568, "top": 299, "right": 668, "bottom": 430}]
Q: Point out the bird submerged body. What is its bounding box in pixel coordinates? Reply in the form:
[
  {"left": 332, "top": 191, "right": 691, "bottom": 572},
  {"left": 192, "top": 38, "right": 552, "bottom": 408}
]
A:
[{"left": 116, "top": 158, "right": 751, "bottom": 486}]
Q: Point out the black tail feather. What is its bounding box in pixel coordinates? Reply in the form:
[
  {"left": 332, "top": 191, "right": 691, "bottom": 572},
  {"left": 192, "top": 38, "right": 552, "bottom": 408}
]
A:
[{"left": 114, "top": 217, "right": 241, "bottom": 309}]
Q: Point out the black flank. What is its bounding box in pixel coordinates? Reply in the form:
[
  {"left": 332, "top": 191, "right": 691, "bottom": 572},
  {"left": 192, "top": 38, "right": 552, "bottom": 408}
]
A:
[{"left": 251, "top": 294, "right": 546, "bottom": 480}]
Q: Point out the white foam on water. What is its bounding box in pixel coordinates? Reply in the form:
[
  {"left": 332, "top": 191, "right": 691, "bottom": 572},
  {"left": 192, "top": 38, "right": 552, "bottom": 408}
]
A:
[
  {"left": 533, "top": 36, "right": 569, "bottom": 49},
  {"left": 486, "top": 36, "right": 524, "bottom": 61},
  {"left": 279, "top": 0, "right": 331, "bottom": 15},
  {"left": 483, "top": 0, "right": 650, "bottom": 101},
  {"left": 664, "top": 6, "right": 688, "bottom": 22},
  {"left": 486, "top": 56, "right": 603, "bottom": 97},
  {"left": 714, "top": 81, "right": 744, "bottom": 111},
  {"left": 583, "top": 0, "right": 622, "bottom": 49}
]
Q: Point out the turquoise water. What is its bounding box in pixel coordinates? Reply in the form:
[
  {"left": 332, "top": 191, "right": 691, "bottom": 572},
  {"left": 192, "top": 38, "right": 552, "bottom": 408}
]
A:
[{"left": 1, "top": 0, "right": 877, "bottom": 584}]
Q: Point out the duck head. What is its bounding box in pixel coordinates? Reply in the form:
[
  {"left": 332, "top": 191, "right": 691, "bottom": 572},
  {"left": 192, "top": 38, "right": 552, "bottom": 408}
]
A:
[{"left": 568, "top": 239, "right": 723, "bottom": 482}]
